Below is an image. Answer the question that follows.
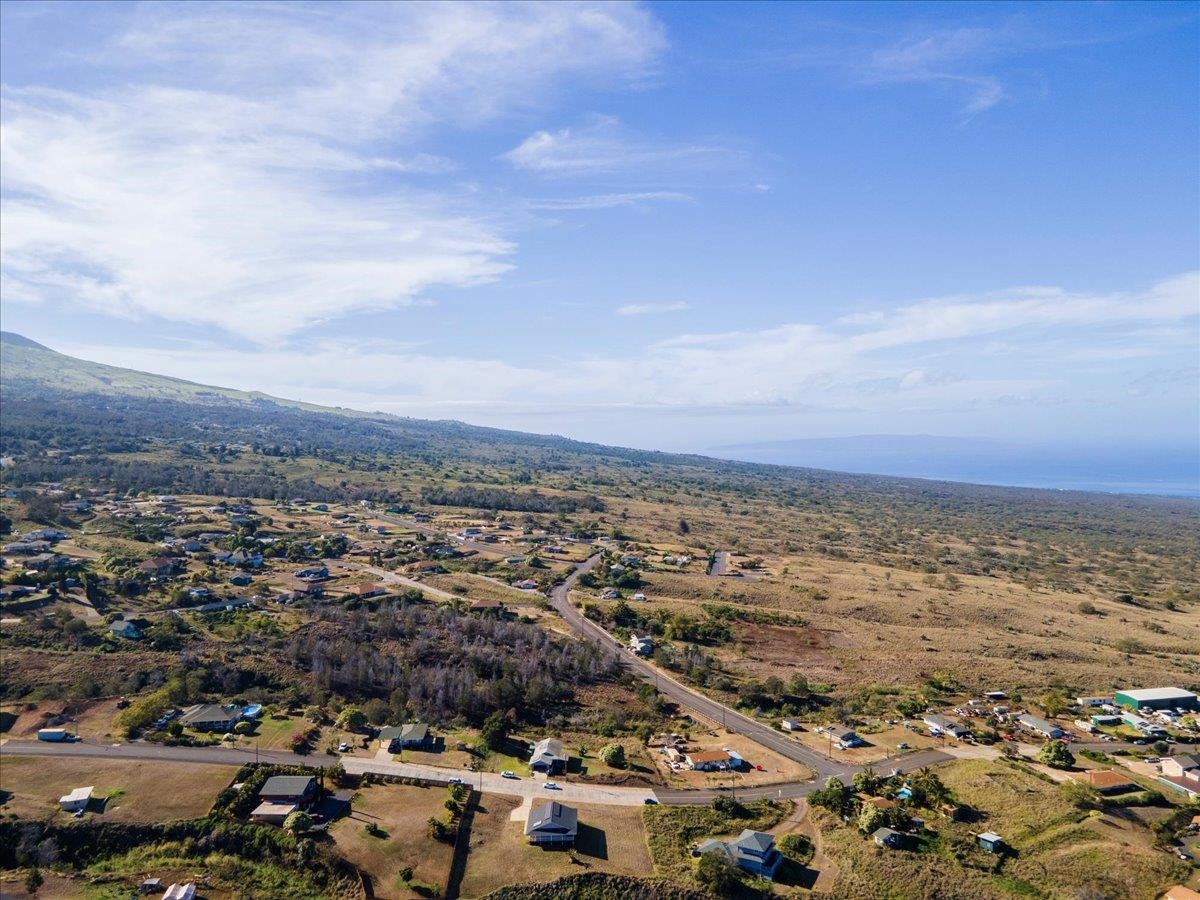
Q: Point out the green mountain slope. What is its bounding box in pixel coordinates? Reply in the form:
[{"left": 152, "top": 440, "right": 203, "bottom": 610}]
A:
[{"left": 0, "top": 331, "right": 335, "bottom": 412}]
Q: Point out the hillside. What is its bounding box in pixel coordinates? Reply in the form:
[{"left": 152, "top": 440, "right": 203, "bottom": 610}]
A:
[{"left": 1, "top": 331, "right": 1197, "bottom": 698}]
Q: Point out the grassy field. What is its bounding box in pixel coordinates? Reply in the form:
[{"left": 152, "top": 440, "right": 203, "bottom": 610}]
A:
[
  {"left": 643, "top": 799, "right": 792, "bottom": 887},
  {"left": 329, "top": 781, "right": 456, "bottom": 900},
  {"left": 818, "top": 758, "right": 1192, "bottom": 900},
  {"left": 0, "top": 757, "right": 234, "bottom": 823},
  {"left": 457, "top": 797, "right": 654, "bottom": 897}
]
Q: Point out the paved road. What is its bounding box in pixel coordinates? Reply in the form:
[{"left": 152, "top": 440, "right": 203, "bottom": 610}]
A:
[
  {"left": 547, "top": 555, "right": 950, "bottom": 785},
  {"left": 708, "top": 550, "right": 732, "bottom": 577},
  {"left": 333, "top": 560, "right": 458, "bottom": 601}
]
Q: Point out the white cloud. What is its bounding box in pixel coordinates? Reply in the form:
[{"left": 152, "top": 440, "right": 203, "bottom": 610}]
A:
[
  {"left": 527, "top": 191, "right": 691, "bottom": 210},
  {"left": 504, "top": 115, "right": 740, "bottom": 174},
  {"left": 0, "top": 3, "right": 666, "bottom": 342},
  {"left": 616, "top": 301, "right": 690, "bottom": 316},
  {"left": 60, "top": 273, "right": 1198, "bottom": 424}
]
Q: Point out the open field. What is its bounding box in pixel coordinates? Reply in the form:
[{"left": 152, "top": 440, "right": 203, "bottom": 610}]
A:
[
  {"left": 457, "top": 796, "right": 654, "bottom": 897},
  {"left": 820, "top": 758, "right": 1192, "bottom": 900},
  {"left": 0, "top": 756, "right": 233, "bottom": 823},
  {"left": 330, "top": 782, "right": 456, "bottom": 900}
]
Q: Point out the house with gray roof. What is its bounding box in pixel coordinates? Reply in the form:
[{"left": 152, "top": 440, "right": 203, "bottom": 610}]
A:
[
  {"left": 179, "top": 703, "right": 241, "bottom": 732},
  {"left": 524, "top": 801, "right": 578, "bottom": 845},
  {"left": 530, "top": 738, "right": 568, "bottom": 774},
  {"left": 697, "top": 829, "right": 782, "bottom": 879},
  {"left": 378, "top": 723, "right": 431, "bottom": 751}
]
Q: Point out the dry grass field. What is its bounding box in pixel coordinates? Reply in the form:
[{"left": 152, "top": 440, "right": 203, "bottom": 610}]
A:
[
  {"left": 0, "top": 756, "right": 233, "bottom": 823},
  {"left": 329, "top": 782, "right": 456, "bottom": 900},
  {"left": 819, "top": 758, "right": 1191, "bottom": 900},
  {"left": 457, "top": 796, "right": 653, "bottom": 898}
]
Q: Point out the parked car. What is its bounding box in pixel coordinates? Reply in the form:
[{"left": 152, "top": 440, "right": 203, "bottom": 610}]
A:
[
  {"left": 543, "top": 781, "right": 559, "bottom": 790},
  {"left": 447, "top": 777, "right": 465, "bottom": 785},
  {"left": 897, "top": 742, "right": 911, "bottom": 750},
  {"left": 501, "top": 770, "right": 517, "bottom": 779},
  {"left": 644, "top": 797, "right": 658, "bottom": 804},
  {"left": 337, "top": 742, "right": 350, "bottom": 752}
]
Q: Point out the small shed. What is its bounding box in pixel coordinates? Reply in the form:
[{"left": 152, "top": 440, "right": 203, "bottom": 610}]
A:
[{"left": 977, "top": 831, "right": 1004, "bottom": 853}]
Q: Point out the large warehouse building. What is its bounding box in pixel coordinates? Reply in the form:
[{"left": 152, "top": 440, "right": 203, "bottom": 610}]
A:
[{"left": 1114, "top": 687, "right": 1199, "bottom": 712}]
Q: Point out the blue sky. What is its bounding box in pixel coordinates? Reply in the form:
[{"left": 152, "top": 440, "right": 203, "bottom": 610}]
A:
[{"left": 1, "top": 1, "right": 1197, "bottom": 455}]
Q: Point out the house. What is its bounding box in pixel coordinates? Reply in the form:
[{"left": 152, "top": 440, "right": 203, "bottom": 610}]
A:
[
  {"left": 977, "top": 832, "right": 1004, "bottom": 853},
  {"left": 229, "top": 573, "right": 252, "bottom": 587},
  {"left": 1159, "top": 775, "right": 1200, "bottom": 798},
  {"left": 186, "top": 587, "right": 210, "bottom": 600},
  {"left": 259, "top": 775, "right": 317, "bottom": 804},
  {"left": 109, "top": 620, "right": 141, "bottom": 640},
  {"left": 378, "top": 723, "right": 431, "bottom": 751},
  {"left": 1071, "top": 770, "right": 1134, "bottom": 793},
  {"left": 825, "top": 725, "right": 863, "bottom": 748},
  {"left": 2, "top": 541, "right": 51, "bottom": 555},
  {"left": 1075, "top": 696, "right": 1111, "bottom": 708},
  {"left": 524, "top": 801, "right": 578, "bottom": 845},
  {"left": 470, "top": 598, "right": 503, "bottom": 613},
  {"left": 295, "top": 566, "right": 329, "bottom": 581},
  {"left": 249, "top": 801, "right": 298, "bottom": 825},
  {"left": 1015, "top": 713, "right": 1064, "bottom": 740},
  {"left": 138, "top": 557, "right": 179, "bottom": 579},
  {"left": 59, "top": 786, "right": 93, "bottom": 812},
  {"left": 179, "top": 703, "right": 241, "bottom": 732},
  {"left": 873, "top": 826, "right": 904, "bottom": 849},
  {"left": 1161, "top": 754, "right": 1200, "bottom": 780},
  {"left": 923, "top": 714, "right": 970, "bottom": 740},
  {"left": 163, "top": 883, "right": 196, "bottom": 900},
  {"left": 629, "top": 634, "right": 653, "bottom": 656},
  {"left": 601, "top": 588, "right": 620, "bottom": 600},
  {"left": 21, "top": 528, "right": 67, "bottom": 543},
  {"left": 1115, "top": 687, "right": 1199, "bottom": 712},
  {"left": 139, "top": 878, "right": 161, "bottom": 894},
  {"left": 530, "top": 738, "right": 568, "bottom": 774},
  {"left": 697, "top": 829, "right": 782, "bottom": 879},
  {"left": 26, "top": 553, "right": 69, "bottom": 571},
  {"left": 686, "top": 750, "right": 730, "bottom": 771},
  {"left": 781, "top": 718, "right": 803, "bottom": 732},
  {"left": 515, "top": 579, "right": 539, "bottom": 591},
  {"left": 346, "top": 582, "right": 387, "bottom": 599}
]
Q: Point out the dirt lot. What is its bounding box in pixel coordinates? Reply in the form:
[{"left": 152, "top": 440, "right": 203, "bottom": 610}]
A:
[
  {"left": 0, "top": 698, "right": 123, "bottom": 742},
  {"left": 457, "top": 796, "right": 653, "bottom": 897},
  {"left": 648, "top": 727, "right": 813, "bottom": 788},
  {"left": 790, "top": 723, "right": 942, "bottom": 765},
  {"left": 0, "top": 756, "right": 234, "bottom": 822},
  {"left": 330, "top": 781, "right": 456, "bottom": 900}
]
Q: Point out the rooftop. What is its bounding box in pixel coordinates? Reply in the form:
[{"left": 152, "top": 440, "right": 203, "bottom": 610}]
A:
[{"left": 1118, "top": 687, "right": 1197, "bottom": 701}]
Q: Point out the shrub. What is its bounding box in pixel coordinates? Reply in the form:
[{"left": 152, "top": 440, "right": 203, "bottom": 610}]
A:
[
  {"left": 599, "top": 743, "right": 627, "bottom": 768},
  {"left": 1036, "top": 741, "right": 1075, "bottom": 769}
]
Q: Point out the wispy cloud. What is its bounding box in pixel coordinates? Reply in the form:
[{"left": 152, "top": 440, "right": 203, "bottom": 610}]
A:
[
  {"left": 0, "top": 3, "right": 666, "bottom": 342},
  {"left": 62, "top": 273, "right": 1198, "bottom": 421},
  {"left": 616, "top": 301, "right": 690, "bottom": 316},
  {"left": 527, "top": 191, "right": 691, "bottom": 211},
  {"left": 504, "top": 114, "right": 742, "bottom": 175},
  {"left": 865, "top": 26, "right": 1010, "bottom": 114}
]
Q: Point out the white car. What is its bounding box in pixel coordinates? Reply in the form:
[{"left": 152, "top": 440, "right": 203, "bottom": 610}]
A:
[
  {"left": 543, "top": 781, "right": 559, "bottom": 790},
  {"left": 337, "top": 742, "right": 350, "bottom": 752},
  {"left": 501, "top": 770, "right": 517, "bottom": 779},
  {"left": 447, "top": 777, "right": 465, "bottom": 785}
]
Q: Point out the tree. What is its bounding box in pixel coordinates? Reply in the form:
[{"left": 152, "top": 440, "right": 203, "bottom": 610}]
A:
[
  {"left": 599, "top": 743, "right": 626, "bottom": 768},
  {"left": 336, "top": 707, "right": 368, "bottom": 733},
  {"left": 778, "top": 832, "right": 813, "bottom": 865},
  {"left": 678, "top": 519, "right": 690, "bottom": 535},
  {"left": 283, "top": 810, "right": 313, "bottom": 833},
  {"left": 234, "top": 720, "right": 254, "bottom": 735},
  {"left": 480, "top": 711, "right": 509, "bottom": 751},
  {"left": 696, "top": 851, "right": 741, "bottom": 894},
  {"left": 1037, "top": 740, "right": 1075, "bottom": 770},
  {"left": 24, "top": 867, "right": 43, "bottom": 895},
  {"left": 1038, "top": 689, "right": 1071, "bottom": 717},
  {"left": 857, "top": 803, "right": 885, "bottom": 835},
  {"left": 787, "top": 672, "right": 810, "bottom": 698},
  {"left": 852, "top": 766, "right": 879, "bottom": 795}
]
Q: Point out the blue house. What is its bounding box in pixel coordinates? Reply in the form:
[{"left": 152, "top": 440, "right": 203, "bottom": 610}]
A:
[{"left": 697, "top": 829, "right": 782, "bottom": 879}]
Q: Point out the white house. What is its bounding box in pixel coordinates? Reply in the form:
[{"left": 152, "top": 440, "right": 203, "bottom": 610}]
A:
[
  {"left": 59, "top": 786, "right": 93, "bottom": 812},
  {"left": 629, "top": 634, "right": 653, "bottom": 656}
]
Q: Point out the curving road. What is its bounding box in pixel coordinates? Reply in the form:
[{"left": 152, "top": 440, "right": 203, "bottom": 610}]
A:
[{"left": 548, "top": 555, "right": 950, "bottom": 786}]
